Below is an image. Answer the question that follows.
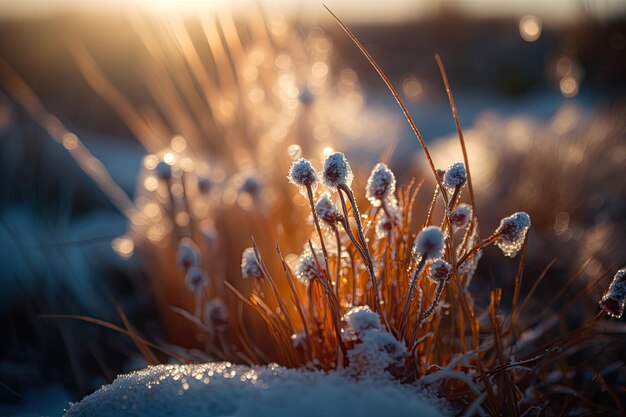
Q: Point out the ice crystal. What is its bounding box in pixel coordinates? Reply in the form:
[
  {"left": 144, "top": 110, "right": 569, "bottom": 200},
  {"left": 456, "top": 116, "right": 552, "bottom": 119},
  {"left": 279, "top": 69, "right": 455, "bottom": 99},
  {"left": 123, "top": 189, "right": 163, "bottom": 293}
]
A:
[
  {"left": 366, "top": 163, "right": 396, "bottom": 207},
  {"left": 322, "top": 152, "right": 353, "bottom": 188},
  {"left": 494, "top": 212, "right": 531, "bottom": 258}
]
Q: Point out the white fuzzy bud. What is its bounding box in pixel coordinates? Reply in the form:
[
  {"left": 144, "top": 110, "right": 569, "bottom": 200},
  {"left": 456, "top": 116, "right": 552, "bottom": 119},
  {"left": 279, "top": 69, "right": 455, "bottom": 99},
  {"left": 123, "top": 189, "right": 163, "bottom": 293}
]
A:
[
  {"left": 176, "top": 237, "right": 201, "bottom": 270},
  {"left": 450, "top": 203, "right": 472, "bottom": 229},
  {"left": 315, "top": 192, "right": 342, "bottom": 225},
  {"left": 413, "top": 226, "right": 446, "bottom": 259},
  {"left": 427, "top": 259, "right": 452, "bottom": 283},
  {"left": 494, "top": 212, "right": 531, "bottom": 258},
  {"left": 442, "top": 162, "right": 467, "bottom": 190},
  {"left": 366, "top": 163, "right": 396, "bottom": 207},
  {"left": 322, "top": 152, "right": 353, "bottom": 188},
  {"left": 184, "top": 265, "right": 208, "bottom": 293},
  {"left": 241, "top": 247, "right": 263, "bottom": 279},
  {"left": 288, "top": 158, "right": 318, "bottom": 189},
  {"left": 296, "top": 247, "right": 323, "bottom": 285},
  {"left": 599, "top": 268, "right": 626, "bottom": 318}
]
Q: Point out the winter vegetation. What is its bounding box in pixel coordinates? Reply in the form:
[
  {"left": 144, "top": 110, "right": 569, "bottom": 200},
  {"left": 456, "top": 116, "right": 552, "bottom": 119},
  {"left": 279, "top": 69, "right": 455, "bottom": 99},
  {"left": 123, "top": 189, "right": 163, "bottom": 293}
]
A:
[{"left": 1, "top": 3, "right": 625, "bottom": 417}]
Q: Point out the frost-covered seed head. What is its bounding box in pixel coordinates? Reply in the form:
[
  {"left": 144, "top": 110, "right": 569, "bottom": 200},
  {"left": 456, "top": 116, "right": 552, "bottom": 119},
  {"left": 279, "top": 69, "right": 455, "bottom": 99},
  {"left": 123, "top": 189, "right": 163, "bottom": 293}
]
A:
[
  {"left": 205, "top": 298, "right": 229, "bottom": 331},
  {"left": 344, "top": 306, "right": 381, "bottom": 336},
  {"left": 375, "top": 206, "right": 401, "bottom": 239},
  {"left": 315, "top": 192, "right": 342, "bottom": 225},
  {"left": 296, "top": 248, "right": 323, "bottom": 285},
  {"left": 238, "top": 175, "right": 263, "bottom": 197},
  {"left": 155, "top": 161, "right": 172, "bottom": 180},
  {"left": 450, "top": 203, "right": 472, "bottom": 229},
  {"left": 427, "top": 259, "right": 452, "bottom": 283},
  {"left": 599, "top": 268, "right": 626, "bottom": 318},
  {"left": 197, "top": 176, "right": 213, "bottom": 194},
  {"left": 288, "top": 158, "right": 318, "bottom": 189},
  {"left": 241, "top": 248, "right": 263, "bottom": 279},
  {"left": 176, "top": 237, "right": 201, "bottom": 270},
  {"left": 366, "top": 163, "right": 396, "bottom": 206},
  {"left": 184, "top": 265, "right": 208, "bottom": 293},
  {"left": 442, "top": 162, "right": 467, "bottom": 190},
  {"left": 494, "top": 212, "right": 531, "bottom": 258},
  {"left": 413, "top": 226, "right": 446, "bottom": 259},
  {"left": 322, "top": 152, "right": 353, "bottom": 188},
  {"left": 290, "top": 332, "right": 306, "bottom": 349},
  {"left": 201, "top": 227, "right": 219, "bottom": 245}
]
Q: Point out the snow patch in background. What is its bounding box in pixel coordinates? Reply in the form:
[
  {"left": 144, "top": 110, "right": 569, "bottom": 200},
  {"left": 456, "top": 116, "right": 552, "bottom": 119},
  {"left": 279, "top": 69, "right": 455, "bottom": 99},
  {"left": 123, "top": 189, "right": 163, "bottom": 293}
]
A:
[{"left": 64, "top": 362, "right": 451, "bottom": 417}]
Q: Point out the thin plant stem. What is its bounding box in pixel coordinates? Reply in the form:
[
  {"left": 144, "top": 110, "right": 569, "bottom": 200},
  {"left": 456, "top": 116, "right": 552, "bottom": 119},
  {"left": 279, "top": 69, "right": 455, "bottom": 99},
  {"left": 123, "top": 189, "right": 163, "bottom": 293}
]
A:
[
  {"left": 400, "top": 254, "right": 427, "bottom": 338},
  {"left": 306, "top": 185, "right": 331, "bottom": 275},
  {"left": 331, "top": 223, "right": 342, "bottom": 299}
]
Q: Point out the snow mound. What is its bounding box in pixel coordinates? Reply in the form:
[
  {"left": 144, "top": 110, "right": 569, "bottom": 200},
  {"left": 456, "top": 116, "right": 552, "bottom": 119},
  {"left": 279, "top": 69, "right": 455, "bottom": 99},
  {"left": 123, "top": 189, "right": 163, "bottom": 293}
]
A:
[{"left": 64, "top": 362, "right": 450, "bottom": 417}]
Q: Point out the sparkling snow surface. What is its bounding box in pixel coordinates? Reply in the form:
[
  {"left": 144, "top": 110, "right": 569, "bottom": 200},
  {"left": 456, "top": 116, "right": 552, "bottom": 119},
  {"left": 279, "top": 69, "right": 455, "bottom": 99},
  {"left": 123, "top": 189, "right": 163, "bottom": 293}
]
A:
[{"left": 64, "top": 362, "right": 451, "bottom": 417}]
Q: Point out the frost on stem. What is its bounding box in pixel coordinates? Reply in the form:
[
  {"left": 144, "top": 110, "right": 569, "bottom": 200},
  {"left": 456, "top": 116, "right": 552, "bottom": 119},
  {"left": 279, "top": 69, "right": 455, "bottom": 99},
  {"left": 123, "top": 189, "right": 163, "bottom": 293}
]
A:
[
  {"left": 296, "top": 247, "right": 324, "bottom": 285},
  {"left": 321, "top": 152, "right": 353, "bottom": 189},
  {"left": 366, "top": 163, "right": 396, "bottom": 207},
  {"left": 599, "top": 268, "right": 626, "bottom": 318},
  {"left": 184, "top": 265, "right": 208, "bottom": 293},
  {"left": 427, "top": 259, "right": 452, "bottom": 284},
  {"left": 204, "top": 298, "right": 229, "bottom": 332},
  {"left": 343, "top": 306, "right": 382, "bottom": 338},
  {"left": 241, "top": 247, "right": 263, "bottom": 280},
  {"left": 450, "top": 203, "right": 472, "bottom": 229},
  {"left": 288, "top": 158, "right": 318, "bottom": 190},
  {"left": 413, "top": 226, "right": 446, "bottom": 260},
  {"left": 176, "top": 237, "right": 201, "bottom": 270},
  {"left": 315, "top": 192, "right": 343, "bottom": 226},
  {"left": 442, "top": 162, "right": 467, "bottom": 190},
  {"left": 375, "top": 205, "right": 401, "bottom": 240},
  {"left": 494, "top": 212, "right": 531, "bottom": 258}
]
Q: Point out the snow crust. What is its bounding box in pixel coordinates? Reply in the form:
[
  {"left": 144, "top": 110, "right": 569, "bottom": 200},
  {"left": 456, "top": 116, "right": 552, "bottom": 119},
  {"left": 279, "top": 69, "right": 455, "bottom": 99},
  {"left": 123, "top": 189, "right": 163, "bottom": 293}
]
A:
[{"left": 64, "top": 362, "right": 450, "bottom": 417}]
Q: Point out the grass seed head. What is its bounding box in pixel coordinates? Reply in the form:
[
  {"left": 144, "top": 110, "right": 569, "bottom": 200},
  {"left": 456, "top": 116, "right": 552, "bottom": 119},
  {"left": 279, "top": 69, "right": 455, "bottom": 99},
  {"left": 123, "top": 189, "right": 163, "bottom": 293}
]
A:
[
  {"left": 155, "top": 161, "right": 172, "bottom": 180},
  {"left": 366, "top": 162, "right": 396, "bottom": 207},
  {"left": 176, "top": 237, "right": 201, "bottom": 270},
  {"left": 427, "top": 259, "right": 452, "bottom": 283},
  {"left": 241, "top": 247, "right": 263, "bottom": 280},
  {"left": 413, "top": 226, "right": 446, "bottom": 260},
  {"left": 494, "top": 212, "right": 531, "bottom": 258},
  {"left": 184, "top": 265, "right": 209, "bottom": 293},
  {"left": 599, "top": 268, "right": 626, "bottom": 318},
  {"left": 450, "top": 203, "right": 472, "bottom": 229},
  {"left": 315, "top": 192, "right": 343, "bottom": 225},
  {"left": 442, "top": 161, "right": 467, "bottom": 190},
  {"left": 322, "top": 152, "right": 353, "bottom": 189},
  {"left": 296, "top": 246, "right": 324, "bottom": 285},
  {"left": 288, "top": 158, "right": 318, "bottom": 190},
  {"left": 204, "top": 298, "right": 229, "bottom": 332}
]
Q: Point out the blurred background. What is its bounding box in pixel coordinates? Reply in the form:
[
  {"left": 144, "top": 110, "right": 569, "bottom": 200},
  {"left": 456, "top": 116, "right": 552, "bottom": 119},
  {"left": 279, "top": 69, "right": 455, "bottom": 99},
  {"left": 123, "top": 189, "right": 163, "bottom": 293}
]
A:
[{"left": 1, "top": 0, "right": 625, "bottom": 415}]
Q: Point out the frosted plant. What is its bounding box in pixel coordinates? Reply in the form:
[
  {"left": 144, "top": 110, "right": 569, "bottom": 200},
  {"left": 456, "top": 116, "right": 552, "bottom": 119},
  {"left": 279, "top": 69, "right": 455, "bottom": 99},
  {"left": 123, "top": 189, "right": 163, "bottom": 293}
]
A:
[
  {"left": 296, "top": 247, "right": 324, "bottom": 285},
  {"left": 427, "top": 259, "right": 452, "bottom": 284},
  {"left": 413, "top": 226, "right": 446, "bottom": 260},
  {"left": 184, "top": 265, "right": 209, "bottom": 293},
  {"left": 494, "top": 212, "right": 531, "bottom": 258},
  {"left": 176, "top": 237, "right": 201, "bottom": 271},
  {"left": 344, "top": 306, "right": 382, "bottom": 338},
  {"left": 599, "top": 268, "right": 626, "bottom": 318},
  {"left": 288, "top": 158, "right": 318, "bottom": 190},
  {"left": 241, "top": 248, "right": 263, "bottom": 280},
  {"left": 345, "top": 324, "right": 407, "bottom": 377},
  {"left": 322, "top": 152, "right": 353, "bottom": 189},
  {"left": 375, "top": 208, "right": 399, "bottom": 240},
  {"left": 442, "top": 162, "right": 467, "bottom": 191},
  {"left": 290, "top": 331, "right": 306, "bottom": 349},
  {"left": 366, "top": 163, "right": 396, "bottom": 207},
  {"left": 204, "top": 298, "right": 229, "bottom": 333},
  {"left": 450, "top": 203, "right": 472, "bottom": 229},
  {"left": 315, "top": 192, "right": 343, "bottom": 226}
]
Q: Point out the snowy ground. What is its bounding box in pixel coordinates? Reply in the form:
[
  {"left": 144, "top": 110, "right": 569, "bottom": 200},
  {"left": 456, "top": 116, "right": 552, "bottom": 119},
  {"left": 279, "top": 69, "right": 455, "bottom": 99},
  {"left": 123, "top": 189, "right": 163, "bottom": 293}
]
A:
[{"left": 64, "top": 362, "right": 451, "bottom": 417}]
